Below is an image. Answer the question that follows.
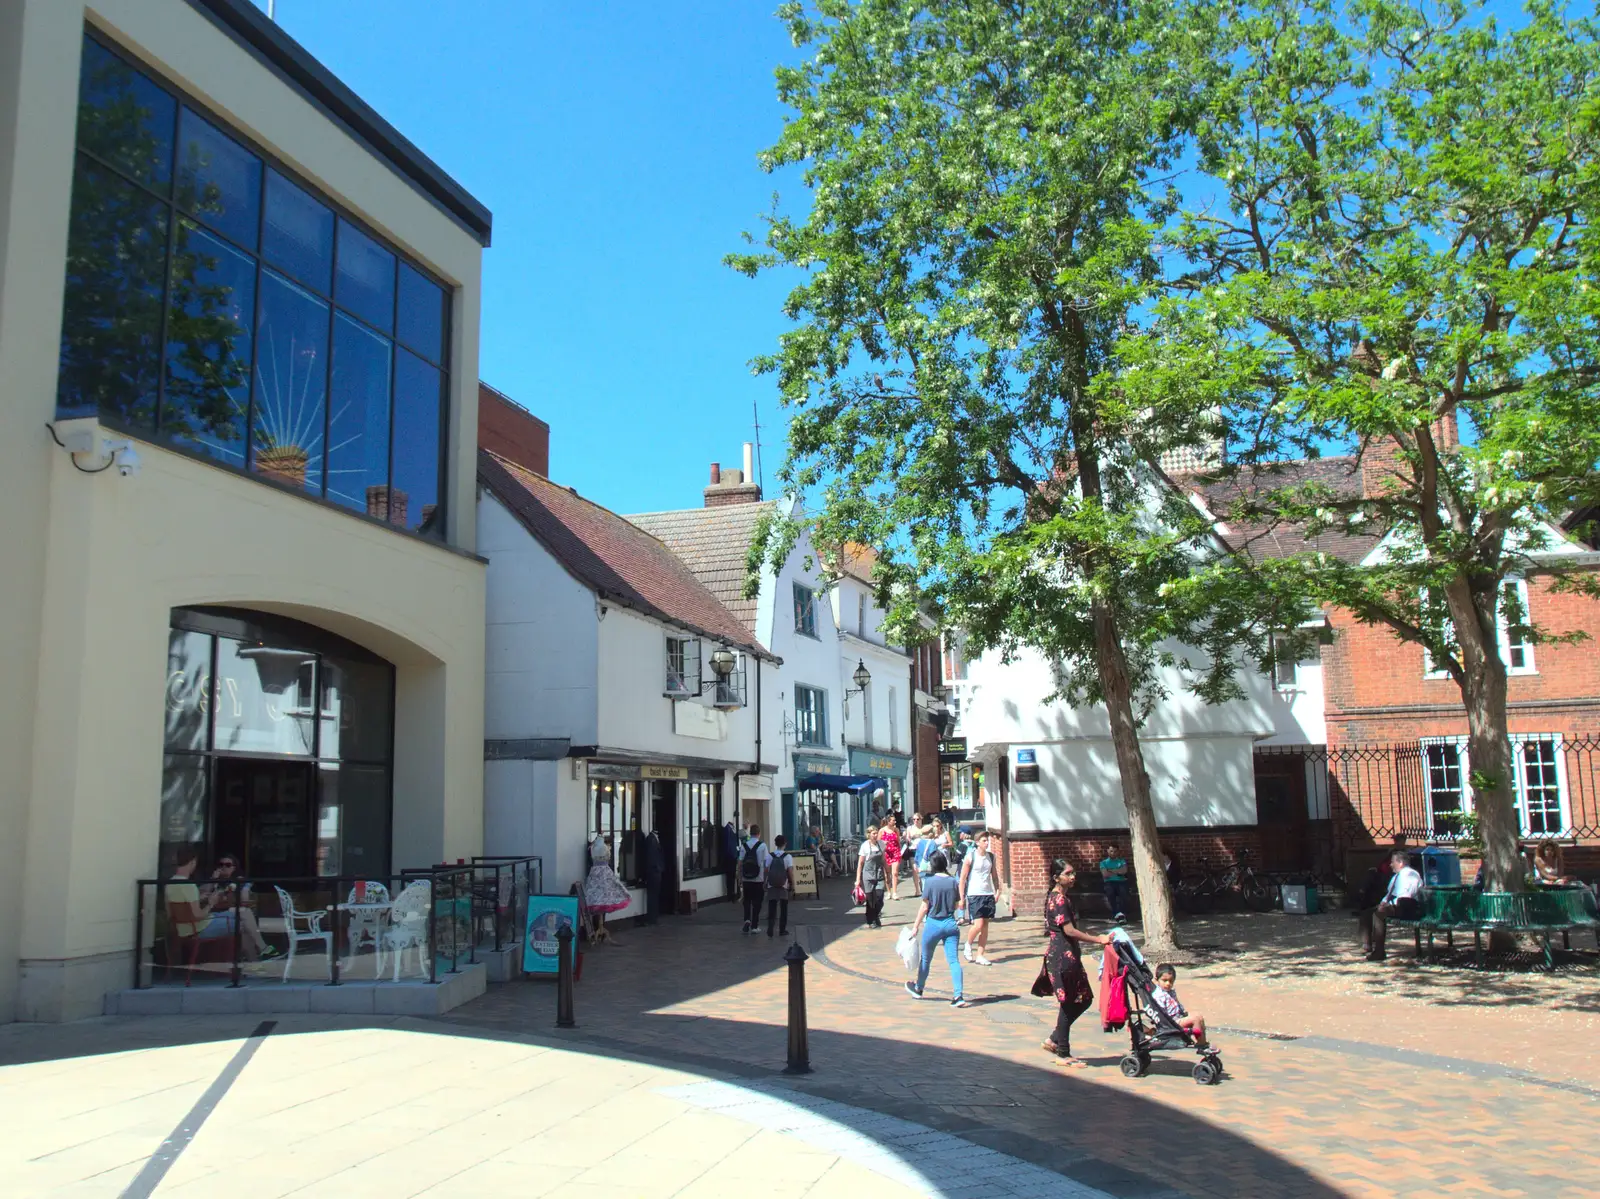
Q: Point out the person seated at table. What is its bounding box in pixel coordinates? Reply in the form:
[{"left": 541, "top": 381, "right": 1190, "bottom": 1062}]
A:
[
  {"left": 170, "top": 851, "right": 276, "bottom": 960},
  {"left": 818, "top": 830, "right": 845, "bottom": 877},
  {"left": 1366, "top": 851, "right": 1422, "bottom": 962}
]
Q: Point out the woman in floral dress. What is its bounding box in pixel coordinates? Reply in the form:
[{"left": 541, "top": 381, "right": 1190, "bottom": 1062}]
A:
[{"left": 1038, "top": 859, "right": 1111, "bottom": 1068}]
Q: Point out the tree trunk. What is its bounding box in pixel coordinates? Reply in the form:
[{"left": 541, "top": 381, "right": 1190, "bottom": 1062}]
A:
[
  {"left": 1089, "top": 597, "right": 1181, "bottom": 953},
  {"left": 1446, "top": 581, "right": 1521, "bottom": 894},
  {"left": 1072, "top": 427, "right": 1179, "bottom": 953}
]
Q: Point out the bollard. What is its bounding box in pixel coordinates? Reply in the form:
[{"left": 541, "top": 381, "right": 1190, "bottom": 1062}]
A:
[
  {"left": 555, "top": 924, "right": 577, "bottom": 1028},
  {"left": 783, "top": 940, "right": 812, "bottom": 1074}
]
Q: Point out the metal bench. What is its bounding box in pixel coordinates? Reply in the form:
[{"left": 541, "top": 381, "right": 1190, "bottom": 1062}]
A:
[{"left": 1390, "top": 885, "right": 1599, "bottom": 967}]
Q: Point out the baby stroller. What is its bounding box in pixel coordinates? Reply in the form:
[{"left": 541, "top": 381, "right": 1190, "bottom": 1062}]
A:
[{"left": 1111, "top": 932, "right": 1224, "bottom": 1085}]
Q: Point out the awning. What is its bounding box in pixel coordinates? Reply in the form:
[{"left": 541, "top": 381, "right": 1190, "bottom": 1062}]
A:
[{"left": 796, "top": 774, "right": 888, "bottom": 794}]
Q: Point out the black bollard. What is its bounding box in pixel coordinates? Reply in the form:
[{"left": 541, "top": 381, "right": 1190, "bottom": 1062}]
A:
[
  {"left": 783, "top": 940, "right": 812, "bottom": 1074},
  {"left": 555, "top": 924, "right": 577, "bottom": 1028}
]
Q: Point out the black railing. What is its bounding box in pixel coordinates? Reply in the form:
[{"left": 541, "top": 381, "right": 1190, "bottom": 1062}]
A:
[
  {"left": 1255, "top": 736, "right": 1600, "bottom": 869},
  {"left": 131, "top": 858, "right": 542, "bottom": 990}
]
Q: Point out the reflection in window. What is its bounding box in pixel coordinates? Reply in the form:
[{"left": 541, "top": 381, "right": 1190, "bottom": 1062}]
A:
[
  {"left": 212, "top": 637, "right": 317, "bottom": 755},
  {"left": 262, "top": 170, "right": 333, "bottom": 293},
  {"left": 319, "top": 762, "right": 389, "bottom": 877},
  {"left": 175, "top": 107, "right": 260, "bottom": 249},
  {"left": 164, "top": 629, "right": 212, "bottom": 753},
  {"left": 57, "top": 33, "right": 452, "bottom": 540},
  {"left": 335, "top": 220, "right": 395, "bottom": 334},
  {"left": 682, "top": 782, "right": 723, "bottom": 879},
  {"left": 163, "top": 221, "right": 254, "bottom": 465},
  {"left": 252, "top": 270, "right": 328, "bottom": 494},
  {"left": 57, "top": 161, "right": 167, "bottom": 423},
  {"left": 328, "top": 315, "right": 392, "bottom": 515},
  {"left": 318, "top": 656, "right": 393, "bottom": 762},
  {"left": 589, "top": 780, "right": 643, "bottom": 886},
  {"left": 393, "top": 349, "right": 442, "bottom": 535},
  {"left": 160, "top": 755, "right": 208, "bottom": 876}
]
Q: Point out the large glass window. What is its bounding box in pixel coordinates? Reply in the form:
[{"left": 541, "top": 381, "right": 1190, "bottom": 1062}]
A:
[
  {"left": 1424, "top": 743, "right": 1464, "bottom": 837},
  {"left": 682, "top": 782, "right": 723, "bottom": 880},
  {"left": 588, "top": 779, "right": 643, "bottom": 886},
  {"left": 794, "top": 685, "right": 828, "bottom": 747},
  {"left": 59, "top": 33, "right": 451, "bottom": 539}
]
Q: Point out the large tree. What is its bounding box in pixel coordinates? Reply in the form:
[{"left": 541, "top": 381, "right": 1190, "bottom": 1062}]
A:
[
  {"left": 1145, "top": 0, "right": 1600, "bottom": 890},
  {"left": 733, "top": 0, "right": 1303, "bottom": 953}
]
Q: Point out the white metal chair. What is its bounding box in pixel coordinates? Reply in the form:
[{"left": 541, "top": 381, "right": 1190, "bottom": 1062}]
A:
[
  {"left": 343, "top": 880, "right": 392, "bottom": 970},
  {"left": 378, "top": 880, "right": 432, "bottom": 981},
  {"left": 273, "top": 886, "right": 333, "bottom": 982}
]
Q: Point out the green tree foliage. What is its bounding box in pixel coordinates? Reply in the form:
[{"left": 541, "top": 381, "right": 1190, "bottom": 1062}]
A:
[
  {"left": 1137, "top": 0, "right": 1600, "bottom": 891},
  {"left": 733, "top": 0, "right": 1307, "bottom": 951}
]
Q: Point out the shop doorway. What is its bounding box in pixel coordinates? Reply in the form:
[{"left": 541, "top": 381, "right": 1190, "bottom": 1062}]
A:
[
  {"left": 651, "top": 781, "right": 678, "bottom": 914},
  {"left": 211, "top": 757, "right": 317, "bottom": 878}
]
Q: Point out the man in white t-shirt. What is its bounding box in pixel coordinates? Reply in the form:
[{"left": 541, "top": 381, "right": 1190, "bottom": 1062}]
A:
[{"left": 1368, "top": 850, "right": 1423, "bottom": 962}]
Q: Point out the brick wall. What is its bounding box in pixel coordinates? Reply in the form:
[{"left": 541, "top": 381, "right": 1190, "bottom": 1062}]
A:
[
  {"left": 1006, "top": 827, "right": 1263, "bottom": 916},
  {"left": 914, "top": 721, "right": 940, "bottom": 812}
]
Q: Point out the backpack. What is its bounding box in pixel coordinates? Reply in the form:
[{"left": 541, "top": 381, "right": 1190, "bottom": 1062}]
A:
[
  {"left": 766, "top": 852, "right": 790, "bottom": 891},
  {"left": 739, "top": 841, "right": 764, "bottom": 882}
]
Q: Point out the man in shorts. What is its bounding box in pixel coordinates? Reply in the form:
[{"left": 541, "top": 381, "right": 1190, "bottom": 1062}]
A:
[{"left": 958, "top": 829, "right": 999, "bottom": 965}]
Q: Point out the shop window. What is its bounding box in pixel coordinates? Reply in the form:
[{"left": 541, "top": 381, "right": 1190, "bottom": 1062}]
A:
[
  {"left": 794, "top": 685, "right": 828, "bottom": 746},
  {"left": 681, "top": 782, "right": 723, "bottom": 879},
  {"left": 58, "top": 33, "right": 451, "bottom": 540},
  {"left": 589, "top": 779, "right": 642, "bottom": 886}
]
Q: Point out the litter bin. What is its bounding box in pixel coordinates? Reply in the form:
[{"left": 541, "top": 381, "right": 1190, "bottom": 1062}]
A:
[
  {"left": 1281, "top": 884, "right": 1319, "bottom": 914},
  {"left": 1421, "top": 845, "right": 1462, "bottom": 886}
]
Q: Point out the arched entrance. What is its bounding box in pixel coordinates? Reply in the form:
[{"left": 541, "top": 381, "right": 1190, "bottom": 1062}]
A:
[{"left": 161, "top": 606, "right": 395, "bottom": 879}]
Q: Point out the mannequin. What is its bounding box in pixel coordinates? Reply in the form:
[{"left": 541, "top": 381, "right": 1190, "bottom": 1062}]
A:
[{"left": 583, "top": 834, "right": 631, "bottom": 945}]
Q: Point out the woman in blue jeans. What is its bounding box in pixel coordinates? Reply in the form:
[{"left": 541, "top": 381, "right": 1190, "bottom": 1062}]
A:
[{"left": 904, "top": 851, "right": 967, "bottom": 1007}]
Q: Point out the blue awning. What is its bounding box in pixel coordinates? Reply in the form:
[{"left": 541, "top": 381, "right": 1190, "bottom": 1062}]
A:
[{"left": 796, "top": 774, "right": 888, "bottom": 794}]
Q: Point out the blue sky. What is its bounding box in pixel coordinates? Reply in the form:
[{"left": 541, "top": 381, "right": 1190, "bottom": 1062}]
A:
[{"left": 260, "top": 1, "right": 803, "bottom": 514}]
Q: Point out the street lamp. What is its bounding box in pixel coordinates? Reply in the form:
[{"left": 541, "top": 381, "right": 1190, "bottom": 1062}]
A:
[
  {"left": 845, "top": 658, "right": 871, "bottom": 699},
  {"left": 708, "top": 646, "right": 737, "bottom": 681}
]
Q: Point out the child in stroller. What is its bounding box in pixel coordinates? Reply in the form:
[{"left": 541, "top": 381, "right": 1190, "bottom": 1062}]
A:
[{"left": 1112, "top": 932, "right": 1224, "bottom": 1085}]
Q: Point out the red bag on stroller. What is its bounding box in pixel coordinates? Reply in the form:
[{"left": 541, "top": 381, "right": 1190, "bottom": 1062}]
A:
[{"left": 1099, "top": 938, "right": 1130, "bottom": 1032}]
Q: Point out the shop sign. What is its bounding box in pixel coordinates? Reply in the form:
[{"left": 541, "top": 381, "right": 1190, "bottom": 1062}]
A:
[
  {"left": 788, "top": 852, "right": 819, "bottom": 898},
  {"left": 792, "top": 755, "right": 845, "bottom": 777},
  {"left": 523, "top": 895, "right": 581, "bottom": 974},
  {"left": 588, "top": 762, "right": 642, "bottom": 781},
  {"left": 848, "top": 748, "right": 910, "bottom": 779},
  {"left": 1014, "top": 748, "right": 1040, "bottom": 783},
  {"left": 937, "top": 737, "right": 969, "bottom": 764},
  {"left": 642, "top": 764, "right": 690, "bottom": 781}
]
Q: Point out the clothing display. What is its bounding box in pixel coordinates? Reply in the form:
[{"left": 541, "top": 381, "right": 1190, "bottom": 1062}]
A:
[{"left": 583, "top": 835, "right": 632, "bottom": 914}]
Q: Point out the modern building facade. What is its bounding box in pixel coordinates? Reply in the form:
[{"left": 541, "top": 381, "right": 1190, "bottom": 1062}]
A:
[{"left": 0, "top": 0, "right": 491, "bottom": 1021}]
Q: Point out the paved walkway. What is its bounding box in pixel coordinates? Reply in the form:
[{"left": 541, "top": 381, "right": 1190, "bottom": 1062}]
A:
[{"left": 2, "top": 880, "right": 1595, "bottom": 1197}]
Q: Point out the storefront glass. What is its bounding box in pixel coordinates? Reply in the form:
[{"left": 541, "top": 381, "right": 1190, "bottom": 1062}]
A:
[
  {"left": 158, "top": 607, "right": 394, "bottom": 878},
  {"left": 588, "top": 778, "right": 643, "bottom": 885},
  {"left": 681, "top": 782, "right": 724, "bottom": 879}
]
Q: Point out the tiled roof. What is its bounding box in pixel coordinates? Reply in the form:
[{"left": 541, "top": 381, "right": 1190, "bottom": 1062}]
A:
[
  {"left": 1190, "top": 456, "right": 1382, "bottom": 565},
  {"left": 479, "top": 452, "right": 773, "bottom": 658},
  {"left": 625, "top": 502, "right": 777, "bottom": 637}
]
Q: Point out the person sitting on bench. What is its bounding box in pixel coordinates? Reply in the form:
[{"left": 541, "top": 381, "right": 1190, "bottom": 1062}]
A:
[{"left": 1366, "top": 851, "right": 1422, "bottom": 962}]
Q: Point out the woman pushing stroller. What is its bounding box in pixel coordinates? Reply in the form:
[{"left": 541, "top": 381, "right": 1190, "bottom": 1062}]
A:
[{"left": 1035, "top": 858, "right": 1112, "bottom": 1068}]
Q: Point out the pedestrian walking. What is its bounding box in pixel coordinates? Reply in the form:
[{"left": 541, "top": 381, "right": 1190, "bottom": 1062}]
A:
[
  {"left": 1035, "top": 859, "right": 1111, "bottom": 1067},
  {"left": 855, "top": 822, "right": 887, "bottom": 928},
  {"left": 765, "top": 834, "right": 794, "bottom": 938},
  {"left": 878, "top": 820, "right": 902, "bottom": 900},
  {"left": 959, "top": 829, "right": 999, "bottom": 965},
  {"left": 904, "top": 850, "right": 968, "bottom": 1007},
  {"left": 736, "top": 824, "right": 770, "bottom": 934},
  {"left": 720, "top": 819, "right": 739, "bottom": 898}
]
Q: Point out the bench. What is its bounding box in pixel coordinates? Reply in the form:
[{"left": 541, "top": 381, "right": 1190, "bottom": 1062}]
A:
[{"left": 1390, "top": 885, "right": 1599, "bottom": 967}]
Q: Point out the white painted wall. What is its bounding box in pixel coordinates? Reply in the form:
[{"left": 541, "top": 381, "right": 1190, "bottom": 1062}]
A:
[{"left": 1257, "top": 655, "right": 1328, "bottom": 747}]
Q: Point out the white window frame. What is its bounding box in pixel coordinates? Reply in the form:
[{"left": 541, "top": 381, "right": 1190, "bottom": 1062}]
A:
[
  {"left": 1421, "top": 578, "right": 1537, "bottom": 679},
  {"left": 794, "top": 684, "right": 828, "bottom": 747},
  {"left": 666, "top": 635, "right": 700, "bottom": 697},
  {"left": 794, "top": 583, "right": 818, "bottom": 638},
  {"left": 1418, "top": 733, "right": 1570, "bottom": 838},
  {"left": 1270, "top": 633, "right": 1298, "bottom": 689}
]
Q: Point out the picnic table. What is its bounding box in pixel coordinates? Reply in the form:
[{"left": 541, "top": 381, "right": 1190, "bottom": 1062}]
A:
[{"left": 1391, "top": 885, "right": 1599, "bottom": 967}]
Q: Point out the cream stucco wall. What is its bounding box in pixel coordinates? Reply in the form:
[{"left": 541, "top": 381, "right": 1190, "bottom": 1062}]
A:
[{"left": 0, "top": 0, "right": 488, "bottom": 1022}]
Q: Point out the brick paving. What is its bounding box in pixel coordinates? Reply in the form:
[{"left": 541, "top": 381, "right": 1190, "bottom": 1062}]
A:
[{"left": 445, "top": 881, "right": 1600, "bottom": 1199}]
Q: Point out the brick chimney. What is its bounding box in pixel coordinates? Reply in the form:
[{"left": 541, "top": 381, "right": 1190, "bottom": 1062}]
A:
[
  {"left": 703, "top": 442, "right": 763, "bottom": 507},
  {"left": 1361, "top": 413, "right": 1459, "bottom": 499},
  {"left": 478, "top": 382, "right": 549, "bottom": 476}
]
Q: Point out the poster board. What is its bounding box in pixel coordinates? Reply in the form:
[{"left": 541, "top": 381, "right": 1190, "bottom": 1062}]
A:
[
  {"left": 788, "top": 852, "right": 819, "bottom": 898},
  {"left": 523, "top": 894, "right": 580, "bottom": 975}
]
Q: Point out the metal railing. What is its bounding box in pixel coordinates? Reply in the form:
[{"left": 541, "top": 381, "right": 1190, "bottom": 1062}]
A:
[{"left": 132, "top": 858, "right": 536, "bottom": 990}]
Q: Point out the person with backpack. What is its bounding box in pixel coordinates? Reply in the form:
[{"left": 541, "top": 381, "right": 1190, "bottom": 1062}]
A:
[
  {"left": 765, "top": 834, "right": 795, "bottom": 938},
  {"left": 736, "top": 824, "right": 770, "bottom": 934}
]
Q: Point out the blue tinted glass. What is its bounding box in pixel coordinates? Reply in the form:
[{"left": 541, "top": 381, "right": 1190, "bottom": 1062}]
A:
[
  {"left": 335, "top": 220, "right": 394, "bottom": 333},
  {"left": 252, "top": 269, "right": 329, "bottom": 495},
  {"left": 396, "top": 262, "right": 445, "bottom": 364},
  {"left": 57, "top": 160, "right": 167, "bottom": 426},
  {"left": 328, "top": 315, "right": 393, "bottom": 516},
  {"left": 263, "top": 170, "right": 333, "bottom": 293},
  {"left": 77, "top": 37, "right": 176, "bottom": 194},
  {"left": 175, "top": 108, "right": 261, "bottom": 249},
  {"left": 392, "top": 348, "right": 443, "bottom": 537},
  {"left": 164, "top": 221, "right": 256, "bottom": 466}
]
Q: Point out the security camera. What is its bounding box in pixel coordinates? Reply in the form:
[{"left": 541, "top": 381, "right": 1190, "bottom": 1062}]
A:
[{"left": 109, "top": 441, "right": 141, "bottom": 478}]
